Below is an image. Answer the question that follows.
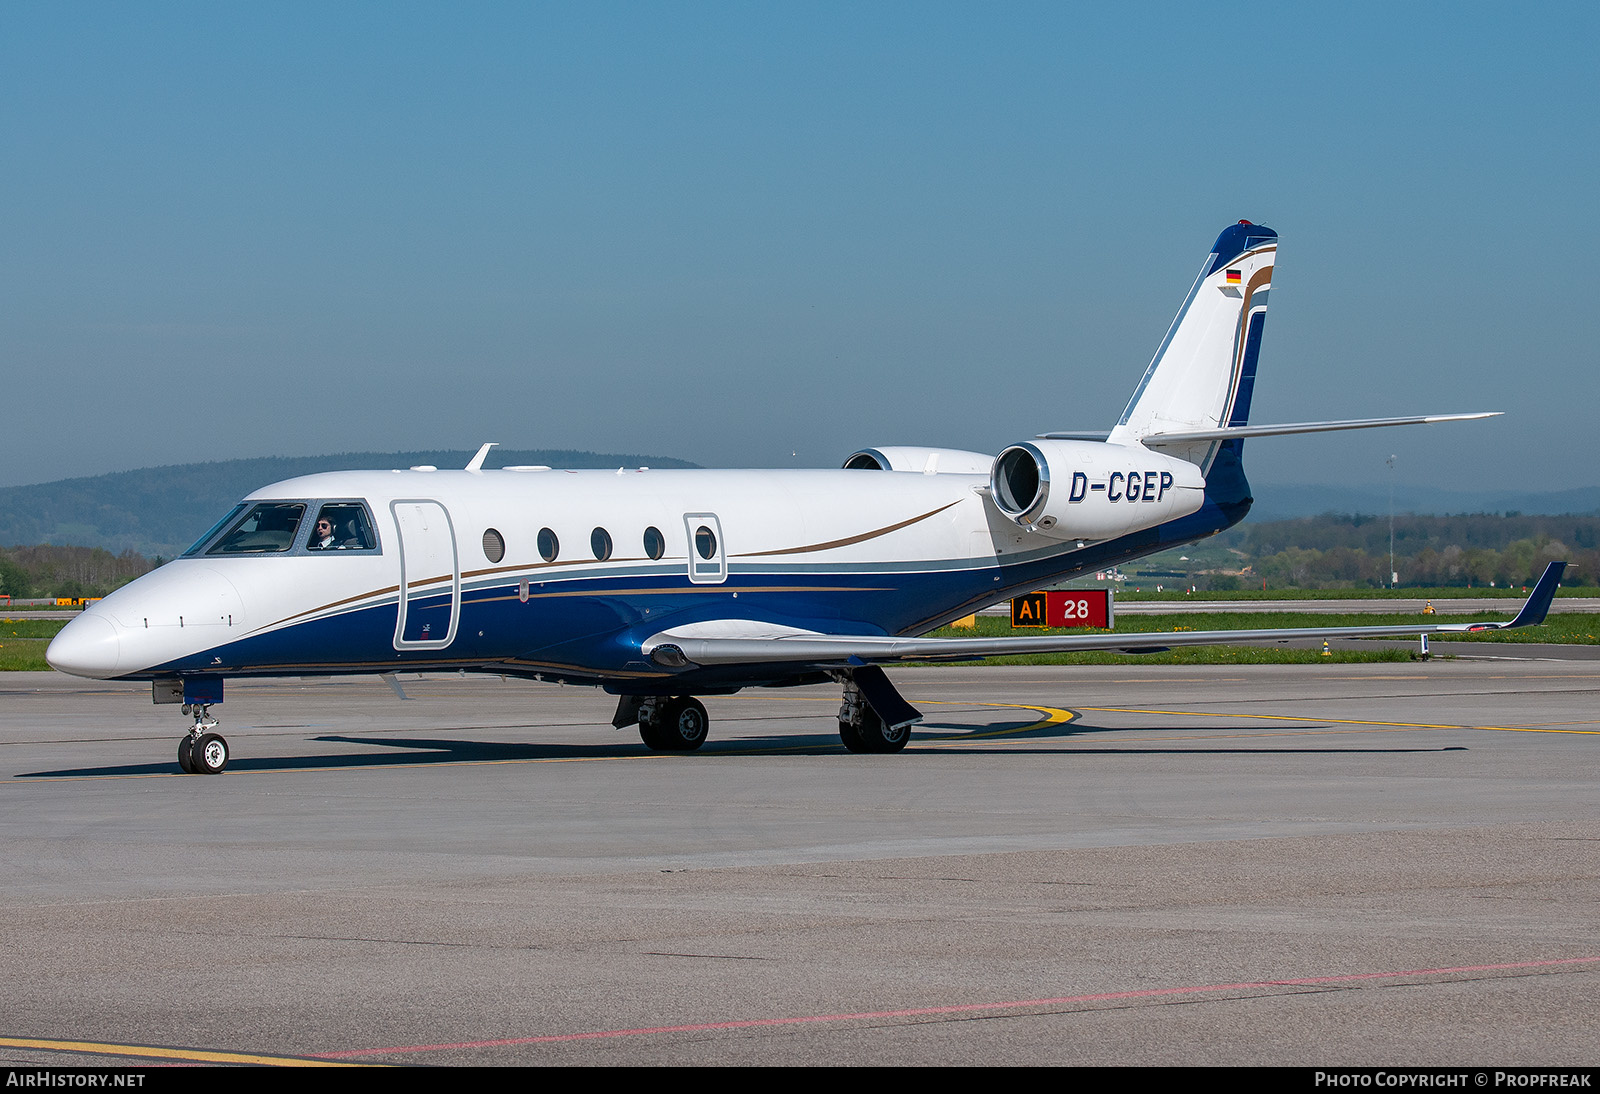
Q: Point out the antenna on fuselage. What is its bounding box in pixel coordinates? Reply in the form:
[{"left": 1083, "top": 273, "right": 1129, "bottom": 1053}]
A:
[{"left": 465, "top": 442, "right": 499, "bottom": 472}]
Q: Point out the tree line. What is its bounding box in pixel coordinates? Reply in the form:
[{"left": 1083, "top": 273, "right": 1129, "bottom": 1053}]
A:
[
  {"left": 0, "top": 545, "right": 157, "bottom": 600},
  {"left": 1214, "top": 513, "right": 1598, "bottom": 589},
  {"left": 4, "top": 512, "right": 1597, "bottom": 598}
]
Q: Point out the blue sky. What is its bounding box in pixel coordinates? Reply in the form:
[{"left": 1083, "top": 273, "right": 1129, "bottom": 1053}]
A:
[{"left": 4, "top": 3, "right": 1595, "bottom": 495}]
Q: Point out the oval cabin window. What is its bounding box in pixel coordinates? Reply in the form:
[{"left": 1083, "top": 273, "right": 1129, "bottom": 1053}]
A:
[
  {"left": 591, "top": 527, "right": 613, "bottom": 562},
  {"left": 643, "top": 526, "right": 665, "bottom": 560},
  {"left": 537, "top": 528, "right": 559, "bottom": 562},
  {"left": 482, "top": 528, "right": 505, "bottom": 563}
]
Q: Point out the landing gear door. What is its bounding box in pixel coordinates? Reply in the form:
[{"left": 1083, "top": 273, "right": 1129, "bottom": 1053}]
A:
[
  {"left": 391, "top": 500, "right": 461, "bottom": 649},
  {"left": 683, "top": 513, "right": 727, "bottom": 585}
]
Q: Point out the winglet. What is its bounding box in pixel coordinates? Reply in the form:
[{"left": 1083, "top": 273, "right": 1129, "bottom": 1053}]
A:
[{"left": 1503, "top": 561, "right": 1566, "bottom": 629}]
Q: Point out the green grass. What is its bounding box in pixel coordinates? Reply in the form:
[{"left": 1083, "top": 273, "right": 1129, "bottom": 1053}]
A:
[
  {"left": 914, "top": 645, "right": 1415, "bottom": 667},
  {"left": 1109, "top": 585, "right": 1598, "bottom": 602},
  {"left": 925, "top": 614, "right": 1402, "bottom": 667},
  {"left": 924, "top": 609, "right": 1599, "bottom": 665},
  {"left": 1, "top": 618, "right": 70, "bottom": 640},
  {"left": 0, "top": 618, "right": 65, "bottom": 670},
  {"left": 1096, "top": 610, "right": 1598, "bottom": 644}
]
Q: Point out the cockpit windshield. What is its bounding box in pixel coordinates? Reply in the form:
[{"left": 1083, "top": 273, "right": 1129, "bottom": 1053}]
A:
[
  {"left": 183, "top": 499, "right": 380, "bottom": 557},
  {"left": 207, "top": 503, "right": 307, "bottom": 555},
  {"left": 181, "top": 504, "right": 247, "bottom": 558}
]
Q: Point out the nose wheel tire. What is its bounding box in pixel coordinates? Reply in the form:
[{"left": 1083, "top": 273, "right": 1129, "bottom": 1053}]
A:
[
  {"left": 190, "top": 733, "right": 230, "bottom": 774},
  {"left": 177, "top": 736, "right": 196, "bottom": 773}
]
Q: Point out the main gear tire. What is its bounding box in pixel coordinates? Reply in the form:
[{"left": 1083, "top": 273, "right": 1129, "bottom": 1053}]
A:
[
  {"left": 838, "top": 719, "right": 870, "bottom": 753},
  {"left": 855, "top": 707, "right": 910, "bottom": 753},
  {"left": 639, "top": 716, "right": 675, "bottom": 751},
  {"left": 661, "top": 696, "right": 709, "bottom": 751}
]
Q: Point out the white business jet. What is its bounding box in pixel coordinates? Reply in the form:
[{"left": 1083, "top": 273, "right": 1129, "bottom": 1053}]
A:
[{"left": 47, "top": 221, "right": 1563, "bottom": 773}]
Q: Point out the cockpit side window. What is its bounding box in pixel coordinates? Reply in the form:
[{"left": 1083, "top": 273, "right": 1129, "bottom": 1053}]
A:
[
  {"left": 181, "top": 503, "right": 248, "bottom": 558},
  {"left": 207, "top": 503, "right": 307, "bottom": 554},
  {"left": 307, "top": 503, "right": 377, "bottom": 552}
]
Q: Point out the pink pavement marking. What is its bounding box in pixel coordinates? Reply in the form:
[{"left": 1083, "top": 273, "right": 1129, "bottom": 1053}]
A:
[{"left": 312, "top": 954, "right": 1600, "bottom": 1059}]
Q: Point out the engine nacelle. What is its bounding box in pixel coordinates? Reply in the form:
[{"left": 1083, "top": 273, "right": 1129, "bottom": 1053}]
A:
[
  {"left": 842, "top": 447, "right": 993, "bottom": 474},
  {"left": 988, "top": 439, "right": 1205, "bottom": 541}
]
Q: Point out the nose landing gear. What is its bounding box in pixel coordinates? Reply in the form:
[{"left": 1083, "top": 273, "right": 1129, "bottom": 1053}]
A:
[{"left": 177, "top": 704, "right": 229, "bottom": 774}]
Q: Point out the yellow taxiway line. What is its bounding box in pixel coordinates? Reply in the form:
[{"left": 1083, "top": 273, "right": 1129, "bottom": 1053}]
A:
[
  {"left": 1081, "top": 706, "right": 1600, "bottom": 735},
  {"left": 0, "top": 1035, "right": 368, "bottom": 1066},
  {"left": 23, "top": 693, "right": 1592, "bottom": 785}
]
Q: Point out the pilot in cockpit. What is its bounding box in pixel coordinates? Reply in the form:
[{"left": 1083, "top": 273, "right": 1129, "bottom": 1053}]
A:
[
  {"left": 310, "top": 516, "right": 340, "bottom": 550},
  {"left": 307, "top": 504, "right": 372, "bottom": 551}
]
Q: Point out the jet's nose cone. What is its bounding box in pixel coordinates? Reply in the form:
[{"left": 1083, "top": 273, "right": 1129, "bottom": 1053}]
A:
[{"left": 47, "top": 613, "right": 122, "bottom": 679}]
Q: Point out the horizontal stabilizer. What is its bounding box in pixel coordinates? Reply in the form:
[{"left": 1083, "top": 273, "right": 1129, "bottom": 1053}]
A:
[
  {"left": 1139, "top": 412, "right": 1499, "bottom": 447},
  {"left": 640, "top": 562, "right": 1564, "bottom": 669}
]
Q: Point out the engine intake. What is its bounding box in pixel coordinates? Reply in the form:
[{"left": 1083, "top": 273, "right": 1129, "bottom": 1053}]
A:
[
  {"left": 989, "top": 440, "right": 1205, "bottom": 541},
  {"left": 842, "top": 447, "right": 992, "bottom": 474}
]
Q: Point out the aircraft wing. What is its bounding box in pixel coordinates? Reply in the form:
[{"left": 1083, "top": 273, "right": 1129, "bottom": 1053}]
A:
[{"left": 644, "top": 562, "right": 1565, "bottom": 670}]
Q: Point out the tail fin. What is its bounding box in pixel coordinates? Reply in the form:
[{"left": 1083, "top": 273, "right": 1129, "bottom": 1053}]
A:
[{"left": 1108, "top": 221, "right": 1277, "bottom": 470}]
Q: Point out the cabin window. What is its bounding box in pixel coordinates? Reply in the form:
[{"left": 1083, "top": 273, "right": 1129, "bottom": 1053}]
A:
[
  {"left": 307, "top": 503, "right": 377, "bottom": 551},
  {"left": 591, "top": 527, "right": 613, "bottom": 561},
  {"left": 208, "top": 503, "right": 306, "bottom": 555},
  {"left": 182, "top": 504, "right": 248, "bottom": 558},
  {"left": 643, "top": 526, "right": 665, "bottom": 560},
  {"left": 538, "top": 528, "right": 559, "bottom": 562},
  {"left": 695, "top": 525, "right": 717, "bottom": 560},
  {"left": 482, "top": 528, "right": 506, "bottom": 563}
]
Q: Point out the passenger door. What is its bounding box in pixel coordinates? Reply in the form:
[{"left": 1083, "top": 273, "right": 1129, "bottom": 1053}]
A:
[{"left": 391, "top": 500, "right": 461, "bottom": 649}]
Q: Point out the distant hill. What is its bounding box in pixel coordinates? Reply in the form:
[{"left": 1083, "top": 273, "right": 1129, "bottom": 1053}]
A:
[
  {"left": 1247, "top": 483, "right": 1600, "bottom": 521},
  {"left": 6, "top": 454, "right": 1598, "bottom": 561},
  {"left": 0, "top": 449, "right": 699, "bottom": 558}
]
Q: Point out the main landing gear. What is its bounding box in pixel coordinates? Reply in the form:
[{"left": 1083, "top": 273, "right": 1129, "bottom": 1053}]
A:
[
  {"left": 633, "top": 696, "right": 710, "bottom": 752},
  {"left": 612, "top": 666, "right": 920, "bottom": 755},
  {"left": 176, "top": 704, "right": 229, "bottom": 774},
  {"left": 836, "top": 669, "right": 917, "bottom": 753}
]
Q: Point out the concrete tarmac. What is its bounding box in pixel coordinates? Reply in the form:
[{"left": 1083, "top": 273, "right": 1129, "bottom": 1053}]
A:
[{"left": 1, "top": 664, "right": 1596, "bottom": 1067}]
